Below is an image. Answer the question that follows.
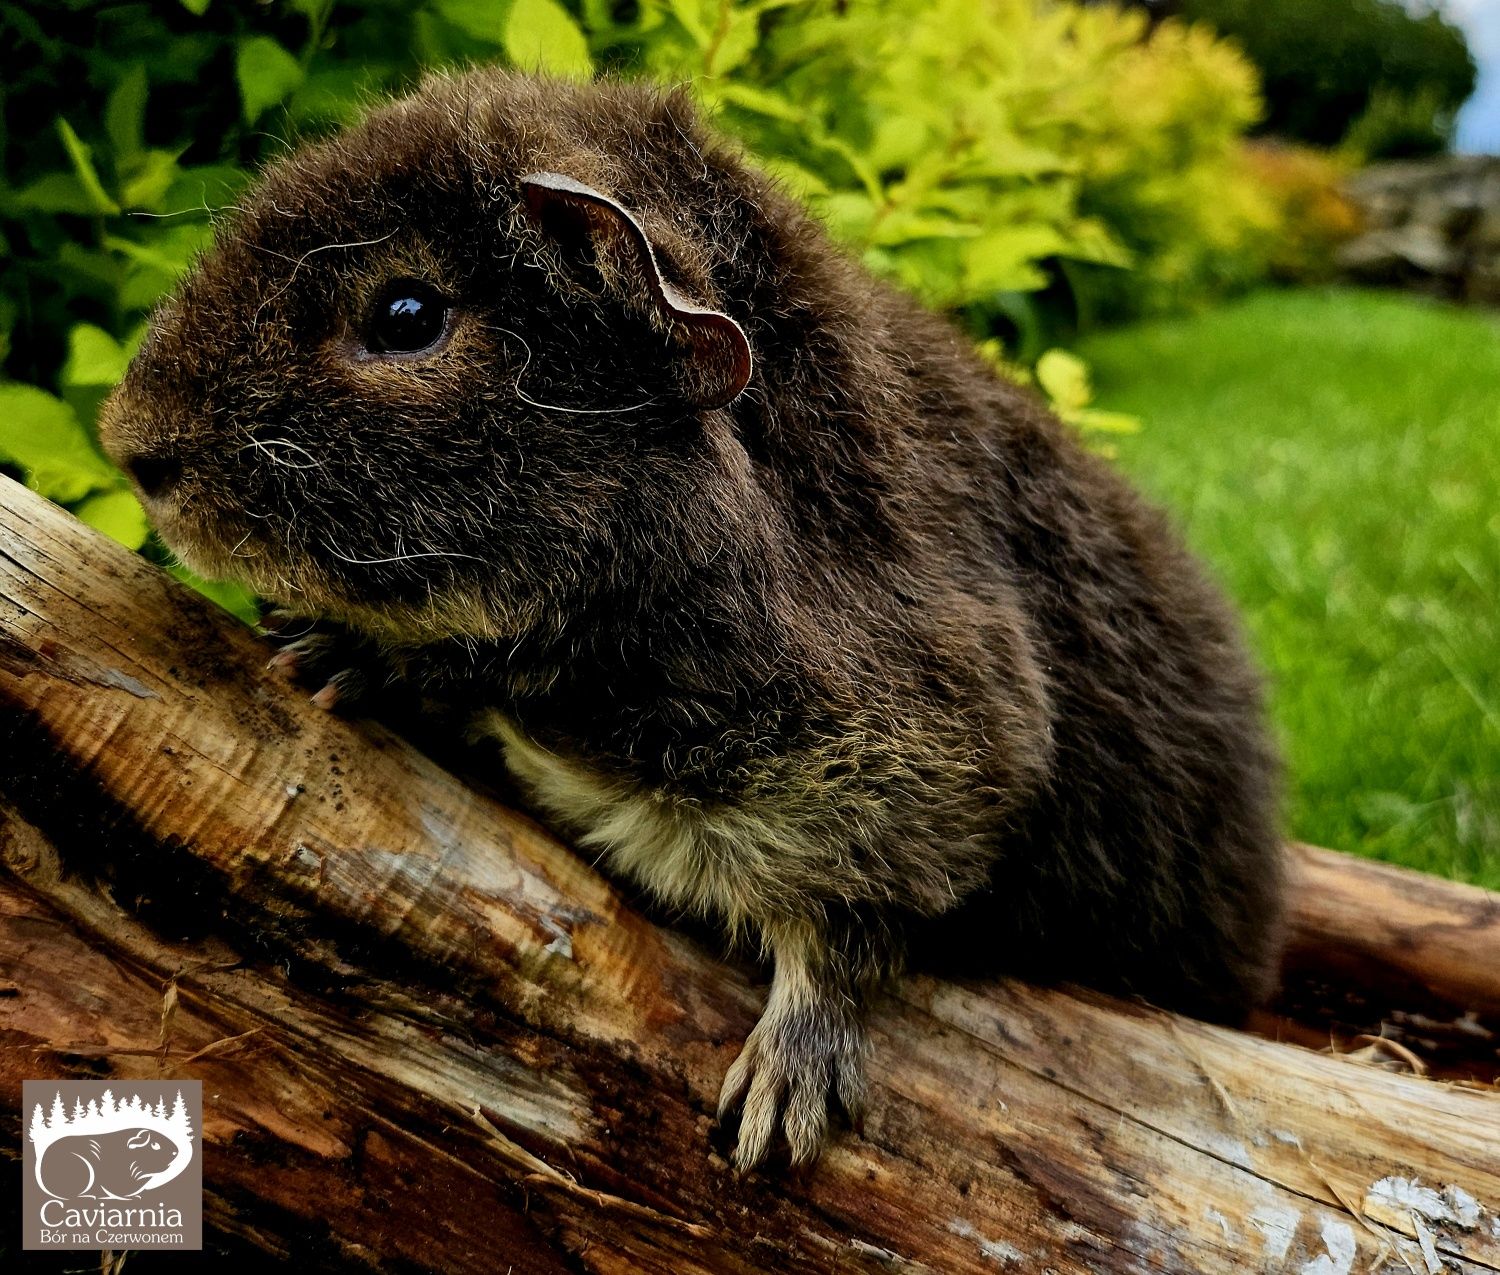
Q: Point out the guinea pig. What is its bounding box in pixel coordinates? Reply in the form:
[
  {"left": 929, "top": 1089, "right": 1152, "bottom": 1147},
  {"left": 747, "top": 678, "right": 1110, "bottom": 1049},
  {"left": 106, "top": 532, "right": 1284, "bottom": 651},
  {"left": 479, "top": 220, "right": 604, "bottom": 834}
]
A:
[
  {"left": 38, "top": 1129, "right": 178, "bottom": 1200},
  {"left": 99, "top": 68, "right": 1285, "bottom": 1171}
]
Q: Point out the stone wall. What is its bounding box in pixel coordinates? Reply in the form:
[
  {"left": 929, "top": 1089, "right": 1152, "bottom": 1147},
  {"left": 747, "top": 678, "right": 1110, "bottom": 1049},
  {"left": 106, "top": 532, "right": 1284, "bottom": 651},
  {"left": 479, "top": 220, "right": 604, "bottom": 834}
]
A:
[{"left": 1338, "top": 155, "right": 1500, "bottom": 303}]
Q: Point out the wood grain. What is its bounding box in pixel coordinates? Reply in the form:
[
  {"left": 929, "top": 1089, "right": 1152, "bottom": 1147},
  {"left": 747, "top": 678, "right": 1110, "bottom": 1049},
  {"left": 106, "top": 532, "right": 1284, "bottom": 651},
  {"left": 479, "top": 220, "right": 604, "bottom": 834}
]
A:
[{"left": 2, "top": 473, "right": 1497, "bottom": 1273}]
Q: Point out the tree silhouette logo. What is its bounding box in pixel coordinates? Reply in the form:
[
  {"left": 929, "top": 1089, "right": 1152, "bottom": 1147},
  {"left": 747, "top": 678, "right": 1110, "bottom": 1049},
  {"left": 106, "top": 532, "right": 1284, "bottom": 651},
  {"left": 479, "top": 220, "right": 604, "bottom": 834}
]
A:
[
  {"left": 21, "top": 1080, "right": 203, "bottom": 1252},
  {"left": 30, "top": 1088, "right": 194, "bottom": 1199}
]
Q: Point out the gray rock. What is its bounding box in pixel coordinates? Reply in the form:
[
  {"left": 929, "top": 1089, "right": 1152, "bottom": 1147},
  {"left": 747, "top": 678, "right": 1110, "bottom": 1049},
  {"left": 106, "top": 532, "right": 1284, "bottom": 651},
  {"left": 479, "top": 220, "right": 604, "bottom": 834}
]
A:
[
  {"left": 1335, "top": 225, "right": 1461, "bottom": 280},
  {"left": 1470, "top": 207, "right": 1500, "bottom": 253},
  {"left": 1339, "top": 155, "right": 1500, "bottom": 299}
]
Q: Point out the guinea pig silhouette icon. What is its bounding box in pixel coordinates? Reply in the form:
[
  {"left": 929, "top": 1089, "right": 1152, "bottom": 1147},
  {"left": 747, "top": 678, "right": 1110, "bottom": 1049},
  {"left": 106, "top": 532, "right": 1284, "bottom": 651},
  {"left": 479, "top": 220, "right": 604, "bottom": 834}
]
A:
[{"left": 29, "top": 1089, "right": 194, "bottom": 1200}]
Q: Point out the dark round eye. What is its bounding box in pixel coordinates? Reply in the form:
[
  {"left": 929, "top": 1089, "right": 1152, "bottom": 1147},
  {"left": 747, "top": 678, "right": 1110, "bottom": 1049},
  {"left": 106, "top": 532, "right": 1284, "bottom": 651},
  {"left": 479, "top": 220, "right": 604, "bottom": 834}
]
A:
[{"left": 366, "top": 280, "right": 448, "bottom": 354}]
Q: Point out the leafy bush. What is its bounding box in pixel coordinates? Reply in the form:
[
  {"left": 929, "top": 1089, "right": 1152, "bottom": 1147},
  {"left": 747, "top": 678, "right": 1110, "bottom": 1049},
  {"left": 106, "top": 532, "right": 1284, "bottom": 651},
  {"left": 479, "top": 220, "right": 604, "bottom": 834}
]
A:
[
  {"left": 687, "top": 0, "right": 1279, "bottom": 333},
  {"left": 1029, "top": 12, "right": 1281, "bottom": 324},
  {"left": 1177, "top": 0, "right": 1476, "bottom": 157},
  {"left": 0, "top": 0, "right": 1283, "bottom": 614}
]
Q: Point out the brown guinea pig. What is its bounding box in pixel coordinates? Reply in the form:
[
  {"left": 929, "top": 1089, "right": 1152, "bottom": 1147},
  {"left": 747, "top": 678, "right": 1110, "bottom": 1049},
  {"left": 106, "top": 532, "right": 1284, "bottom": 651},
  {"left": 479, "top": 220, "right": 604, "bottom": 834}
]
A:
[{"left": 100, "top": 68, "right": 1285, "bottom": 1172}]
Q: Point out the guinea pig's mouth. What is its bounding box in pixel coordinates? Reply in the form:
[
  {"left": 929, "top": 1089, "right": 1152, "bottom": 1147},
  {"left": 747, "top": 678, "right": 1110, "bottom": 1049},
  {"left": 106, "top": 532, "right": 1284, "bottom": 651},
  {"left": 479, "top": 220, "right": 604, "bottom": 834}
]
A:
[
  {"left": 147, "top": 499, "right": 517, "bottom": 644},
  {"left": 101, "top": 389, "right": 511, "bottom": 640},
  {"left": 146, "top": 502, "right": 299, "bottom": 601},
  {"left": 117, "top": 474, "right": 316, "bottom": 607}
]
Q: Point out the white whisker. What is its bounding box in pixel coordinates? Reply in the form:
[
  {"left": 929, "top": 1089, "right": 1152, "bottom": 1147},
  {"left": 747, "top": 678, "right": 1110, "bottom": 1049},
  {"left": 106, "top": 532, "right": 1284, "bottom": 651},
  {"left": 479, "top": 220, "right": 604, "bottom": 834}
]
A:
[
  {"left": 252, "top": 230, "right": 396, "bottom": 274},
  {"left": 241, "top": 437, "right": 324, "bottom": 470},
  {"left": 323, "top": 546, "right": 484, "bottom": 566},
  {"left": 129, "top": 205, "right": 243, "bottom": 220}
]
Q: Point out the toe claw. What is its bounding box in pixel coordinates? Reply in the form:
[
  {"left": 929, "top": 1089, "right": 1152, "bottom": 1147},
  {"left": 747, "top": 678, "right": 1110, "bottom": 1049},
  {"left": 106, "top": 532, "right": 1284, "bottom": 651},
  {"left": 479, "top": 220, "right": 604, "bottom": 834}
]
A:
[
  {"left": 717, "top": 1041, "right": 757, "bottom": 1121},
  {"left": 263, "top": 624, "right": 375, "bottom": 713}
]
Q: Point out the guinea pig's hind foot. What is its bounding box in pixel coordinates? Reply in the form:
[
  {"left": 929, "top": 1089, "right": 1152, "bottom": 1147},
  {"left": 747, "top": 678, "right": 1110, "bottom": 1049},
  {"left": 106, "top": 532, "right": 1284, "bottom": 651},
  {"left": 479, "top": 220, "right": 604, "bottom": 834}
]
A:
[
  {"left": 262, "top": 614, "right": 382, "bottom": 712},
  {"left": 715, "top": 985, "right": 867, "bottom": 1173}
]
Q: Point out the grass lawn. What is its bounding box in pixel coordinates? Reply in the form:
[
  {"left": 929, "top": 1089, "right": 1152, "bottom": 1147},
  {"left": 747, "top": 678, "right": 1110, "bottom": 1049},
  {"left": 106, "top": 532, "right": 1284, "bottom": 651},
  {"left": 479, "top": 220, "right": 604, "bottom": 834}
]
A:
[{"left": 1077, "top": 288, "right": 1500, "bottom": 889}]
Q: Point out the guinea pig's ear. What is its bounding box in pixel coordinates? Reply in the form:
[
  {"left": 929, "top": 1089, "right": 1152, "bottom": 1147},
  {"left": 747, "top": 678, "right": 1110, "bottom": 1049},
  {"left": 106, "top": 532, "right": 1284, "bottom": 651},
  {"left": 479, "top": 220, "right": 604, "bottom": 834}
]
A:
[{"left": 520, "top": 171, "right": 752, "bottom": 410}]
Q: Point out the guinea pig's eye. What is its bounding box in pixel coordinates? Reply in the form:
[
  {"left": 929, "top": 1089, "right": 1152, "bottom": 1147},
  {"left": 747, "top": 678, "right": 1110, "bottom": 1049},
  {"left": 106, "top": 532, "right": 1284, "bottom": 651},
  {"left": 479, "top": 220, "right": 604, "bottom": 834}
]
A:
[{"left": 365, "top": 280, "right": 449, "bottom": 355}]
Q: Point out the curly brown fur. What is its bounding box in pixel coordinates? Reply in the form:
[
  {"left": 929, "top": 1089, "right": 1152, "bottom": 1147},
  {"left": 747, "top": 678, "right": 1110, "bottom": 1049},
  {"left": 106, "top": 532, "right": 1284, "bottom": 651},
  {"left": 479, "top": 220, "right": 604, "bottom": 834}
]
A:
[{"left": 100, "top": 68, "right": 1286, "bottom": 1171}]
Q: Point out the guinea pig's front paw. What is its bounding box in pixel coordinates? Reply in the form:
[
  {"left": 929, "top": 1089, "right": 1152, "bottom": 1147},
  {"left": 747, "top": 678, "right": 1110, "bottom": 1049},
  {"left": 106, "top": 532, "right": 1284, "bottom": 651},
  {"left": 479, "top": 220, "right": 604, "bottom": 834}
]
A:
[
  {"left": 716, "top": 1001, "right": 867, "bottom": 1172},
  {"left": 261, "top": 612, "right": 382, "bottom": 712}
]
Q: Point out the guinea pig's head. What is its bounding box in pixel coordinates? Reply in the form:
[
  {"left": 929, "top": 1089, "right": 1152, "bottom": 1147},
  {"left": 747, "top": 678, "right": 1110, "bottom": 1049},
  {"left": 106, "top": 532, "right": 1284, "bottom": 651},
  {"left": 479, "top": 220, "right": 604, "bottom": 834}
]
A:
[{"left": 99, "top": 70, "right": 756, "bottom": 643}]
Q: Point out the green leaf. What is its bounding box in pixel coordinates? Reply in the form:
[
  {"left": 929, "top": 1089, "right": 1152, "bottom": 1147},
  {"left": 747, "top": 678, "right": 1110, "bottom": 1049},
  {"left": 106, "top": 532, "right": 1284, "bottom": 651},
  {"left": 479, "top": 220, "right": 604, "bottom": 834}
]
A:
[
  {"left": 109, "top": 226, "right": 213, "bottom": 308},
  {"left": 61, "top": 324, "right": 129, "bottom": 388},
  {"left": 976, "top": 337, "right": 1033, "bottom": 385},
  {"left": 810, "top": 132, "right": 883, "bottom": 204},
  {"left": 118, "top": 271, "right": 178, "bottom": 312},
  {"left": 104, "top": 64, "right": 149, "bottom": 162},
  {"left": 55, "top": 118, "right": 120, "bottom": 216},
  {"left": 579, "top": 0, "right": 616, "bottom": 35},
  {"left": 236, "top": 37, "right": 305, "bottom": 125},
  {"left": 666, "top": 0, "right": 712, "bottom": 46},
  {"left": 167, "top": 565, "right": 260, "bottom": 626},
  {"left": 1071, "top": 407, "right": 1141, "bottom": 435},
  {"left": 74, "top": 488, "right": 150, "bottom": 550},
  {"left": 1056, "top": 218, "right": 1132, "bottom": 269},
  {"left": 106, "top": 225, "right": 210, "bottom": 279},
  {"left": 7, "top": 173, "right": 101, "bottom": 216},
  {"left": 163, "top": 165, "right": 251, "bottom": 216},
  {"left": 60, "top": 326, "right": 130, "bottom": 435},
  {"left": 120, "top": 150, "right": 183, "bottom": 212},
  {"left": 287, "top": 64, "right": 389, "bottom": 127},
  {"left": 435, "top": 0, "right": 513, "bottom": 44},
  {"left": 708, "top": 82, "right": 804, "bottom": 124},
  {"left": 757, "top": 157, "right": 831, "bottom": 199},
  {"left": 815, "top": 191, "right": 879, "bottom": 243},
  {"left": 868, "top": 114, "right": 931, "bottom": 173},
  {"left": 56, "top": 243, "right": 125, "bottom": 294},
  {"left": 179, "top": 0, "right": 212, "bottom": 13},
  {"left": 702, "top": 7, "right": 760, "bottom": 76},
  {"left": 1035, "top": 348, "right": 1092, "bottom": 414},
  {"left": 505, "top": 0, "right": 593, "bottom": 77},
  {"left": 869, "top": 212, "right": 980, "bottom": 248},
  {"left": 961, "top": 225, "right": 1068, "bottom": 295},
  {"left": 0, "top": 383, "right": 117, "bottom": 503}
]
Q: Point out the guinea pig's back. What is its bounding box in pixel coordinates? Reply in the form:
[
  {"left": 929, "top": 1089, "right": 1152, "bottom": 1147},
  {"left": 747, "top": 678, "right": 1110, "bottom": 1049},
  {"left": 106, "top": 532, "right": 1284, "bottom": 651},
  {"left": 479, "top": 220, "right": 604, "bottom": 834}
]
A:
[{"left": 907, "top": 354, "right": 1286, "bottom": 1019}]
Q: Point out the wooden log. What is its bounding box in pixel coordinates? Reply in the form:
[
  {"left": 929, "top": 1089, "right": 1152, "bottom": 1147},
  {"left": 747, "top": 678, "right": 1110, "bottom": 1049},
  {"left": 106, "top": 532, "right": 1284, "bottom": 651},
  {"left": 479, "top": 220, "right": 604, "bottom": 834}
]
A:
[
  {"left": 1287, "top": 843, "right": 1500, "bottom": 1016},
  {"left": 1, "top": 472, "right": 1498, "bottom": 1274},
  {"left": 1270, "top": 844, "right": 1500, "bottom": 1085}
]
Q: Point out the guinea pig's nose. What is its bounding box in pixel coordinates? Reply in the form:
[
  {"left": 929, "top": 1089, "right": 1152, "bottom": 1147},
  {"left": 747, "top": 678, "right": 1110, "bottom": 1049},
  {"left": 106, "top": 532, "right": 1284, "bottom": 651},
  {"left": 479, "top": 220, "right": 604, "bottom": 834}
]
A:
[{"left": 122, "top": 451, "right": 184, "bottom": 499}]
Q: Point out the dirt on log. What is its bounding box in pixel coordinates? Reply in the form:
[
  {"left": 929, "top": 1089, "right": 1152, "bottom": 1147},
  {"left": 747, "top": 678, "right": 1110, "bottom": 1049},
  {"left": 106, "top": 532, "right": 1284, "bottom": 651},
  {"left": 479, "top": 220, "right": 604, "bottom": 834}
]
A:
[{"left": 1, "top": 473, "right": 1497, "bottom": 1274}]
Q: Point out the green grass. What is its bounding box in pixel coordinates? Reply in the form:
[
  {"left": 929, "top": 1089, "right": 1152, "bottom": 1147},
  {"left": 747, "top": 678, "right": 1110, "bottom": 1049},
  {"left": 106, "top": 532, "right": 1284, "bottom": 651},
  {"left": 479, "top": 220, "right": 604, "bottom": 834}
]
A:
[{"left": 1077, "top": 288, "right": 1500, "bottom": 888}]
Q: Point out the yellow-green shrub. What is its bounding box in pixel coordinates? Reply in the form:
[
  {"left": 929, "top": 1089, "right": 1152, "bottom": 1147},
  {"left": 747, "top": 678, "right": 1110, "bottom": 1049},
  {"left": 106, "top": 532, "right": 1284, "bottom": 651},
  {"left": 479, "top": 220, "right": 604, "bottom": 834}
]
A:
[{"left": 595, "top": 0, "right": 1280, "bottom": 322}]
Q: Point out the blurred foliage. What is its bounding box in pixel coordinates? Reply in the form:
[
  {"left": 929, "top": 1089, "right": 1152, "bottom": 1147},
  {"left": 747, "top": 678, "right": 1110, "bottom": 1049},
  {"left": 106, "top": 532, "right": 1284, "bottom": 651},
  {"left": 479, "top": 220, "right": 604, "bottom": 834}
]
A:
[
  {"left": 0, "top": 0, "right": 1305, "bottom": 616},
  {"left": 1026, "top": 11, "right": 1282, "bottom": 326},
  {"left": 1238, "top": 142, "right": 1362, "bottom": 283},
  {"left": 1342, "top": 85, "right": 1468, "bottom": 164},
  {"left": 1177, "top": 0, "right": 1476, "bottom": 158}
]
